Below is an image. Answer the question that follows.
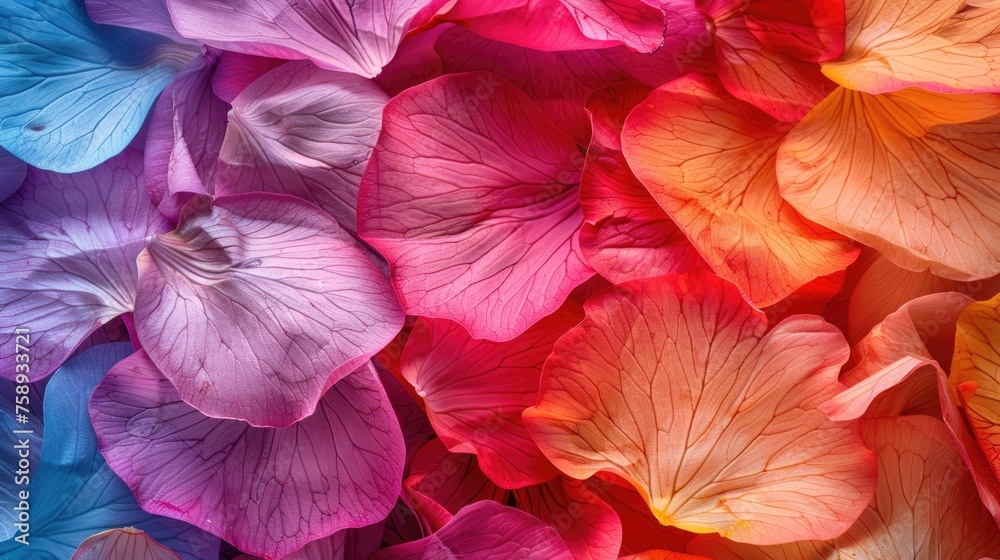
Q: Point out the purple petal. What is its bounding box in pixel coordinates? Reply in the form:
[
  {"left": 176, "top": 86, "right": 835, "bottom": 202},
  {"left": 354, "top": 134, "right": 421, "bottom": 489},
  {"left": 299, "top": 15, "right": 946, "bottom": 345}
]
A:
[
  {"left": 164, "top": 0, "right": 444, "bottom": 77},
  {"left": 215, "top": 61, "right": 388, "bottom": 231},
  {"left": 145, "top": 53, "right": 229, "bottom": 222},
  {"left": 85, "top": 0, "right": 188, "bottom": 42},
  {"left": 0, "top": 148, "right": 26, "bottom": 203},
  {"left": 90, "top": 352, "right": 405, "bottom": 560},
  {"left": 0, "top": 149, "right": 170, "bottom": 381},
  {"left": 133, "top": 193, "right": 403, "bottom": 426}
]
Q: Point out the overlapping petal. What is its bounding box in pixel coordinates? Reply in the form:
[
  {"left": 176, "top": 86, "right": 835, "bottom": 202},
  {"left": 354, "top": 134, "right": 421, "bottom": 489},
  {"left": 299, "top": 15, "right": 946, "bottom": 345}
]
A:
[
  {"left": 513, "top": 477, "right": 622, "bottom": 560},
  {"left": 688, "top": 416, "right": 1000, "bottom": 559},
  {"left": 358, "top": 72, "right": 593, "bottom": 342},
  {"left": 777, "top": 87, "right": 1000, "bottom": 281},
  {"left": 821, "top": 292, "right": 972, "bottom": 421},
  {"left": 164, "top": 0, "right": 442, "bottom": 78},
  {"left": 622, "top": 75, "right": 858, "bottom": 307},
  {"left": 950, "top": 292, "right": 1000, "bottom": 479},
  {"left": 400, "top": 302, "right": 582, "bottom": 488},
  {"left": 72, "top": 528, "right": 181, "bottom": 560},
  {"left": 371, "top": 501, "right": 574, "bottom": 560},
  {"left": 0, "top": 149, "right": 170, "bottom": 381},
  {"left": 824, "top": 0, "right": 1000, "bottom": 94},
  {"left": 0, "top": 344, "right": 219, "bottom": 560},
  {"left": 133, "top": 193, "right": 403, "bottom": 426},
  {"left": 90, "top": 351, "right": 405, "bottom": 560},
  {"left": 0, "top": 0, "right": 193, "bottom": 172},
  {"left": 556, "top": 0, "right": 666, "bottom": 52},
  {"left": 215, "top": 61, "right": 388, "bottom": 230},
  {"left": 580, "top": 83, "right": 704, "bottom": 284},
  {"left": 524, "top": 271, "right": 876, "bottom": 544},
  {"left": 700, "top": 0, "right": 841, "bottom": 120},
  {"left": 145, "top": 52, "right": 228, "bottom": 221},
  {"left": 84, "top": 0, "right": 185, "bottom": 42},
  {"left": 211, "top": 52, "right": 285, "bottom": 104},
  {"left": 0, "top": 149, "right": 26, "bottom": 203}
]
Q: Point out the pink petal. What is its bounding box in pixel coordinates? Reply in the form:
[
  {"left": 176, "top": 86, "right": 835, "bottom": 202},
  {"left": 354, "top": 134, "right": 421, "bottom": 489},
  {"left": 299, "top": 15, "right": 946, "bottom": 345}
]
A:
[
  {"left": 133, "top": 193, "right": 403, "bottom": 427},
  {"left": 145, "top": 52, "right": 228, "bottom": 222},
  {"left": 442, "top": 0, "right": 618, "bottom": 51},
  {"left": 580, "top": 82, "right": 705, "bottom": 283},
  {"left": 358, "top": 72, "right": 594, "bottom": 342},
  {"left": 215, "top": 61, "right": 387, "bottom": 231},
  {"left": 557, "top": 0, "right": 667, "bottom": 52},
  {"left": 90, "top": 352, "right": 405, "bottom": 560},
  {"left": 371, "top": 501, "right": 575, "bottom": 560},
  {"left": 211, "top": 52, "right": 286, "bottom": 104},
  {"left": 164, "top": 0, "right": 444, "bottom": 77},
  {"left": 85, "top": 0, "right": 187, "bottom": 42},
  {"left": 513, "top": 477, "right": 622, "bottom": 560},
  {"left": 0, "top": 148, "right": 169, "bottom": 381},
  {"left": 400, "top": 302, "right": 583, "bottom": 488},
  {"left": 72, "top": 528, "right": 181, "bottom": 560}
]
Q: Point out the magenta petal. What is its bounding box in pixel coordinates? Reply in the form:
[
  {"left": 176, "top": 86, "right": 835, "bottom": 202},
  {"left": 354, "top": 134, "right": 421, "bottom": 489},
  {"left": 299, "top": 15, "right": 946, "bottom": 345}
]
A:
[
  {"left": 215, "top": 61, "right": 388, "bottom": 231},
  {"left": 72, "top": 528, "right": 182, "bottom": 560},
  {"left": 557, "top": 0, "right": 666, "bottom": 52},
  {"left": 133, "top": 193, "right": 404, "bottom": 427},
  {"left": 358, "top": 72, "right": 594, "bottom": 342},
  {"left": 211, "top": 52, "right": 286, "bottom": 104},
  {"left": 371, "top": 501, "right": 574, "bottom": 560},
  {"left": 145, "top": 53, "right": 229, "bottom": 222},
  {"left": 164, "top": 0, "right": 443, "bottom": 77},
  {"left": 90, "top": 352, "right": 405, "bottom": 560},
  {"left": 85, "top": 0, "right": 187, "bottom": 42},
  {"left": 514, "top": 478, "right": 623, "bottom": 560},
  {"left": 0, "top": 149, "right": 169, "bottom": 381}
]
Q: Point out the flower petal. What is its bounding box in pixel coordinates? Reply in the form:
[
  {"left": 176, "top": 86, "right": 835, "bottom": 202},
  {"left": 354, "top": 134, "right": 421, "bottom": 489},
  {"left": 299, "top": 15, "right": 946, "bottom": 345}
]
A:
[
  {"left": 211, "top": 52, "right": 285, "bottom": 104},
  {"left": 556, "top": 0, "right": 666, "bottom": 52},
  {"left": 513, "top": 477, "right": 622, "bottom": 560},
  {"left": 820, "top": 292, "right": 971, "bottom": 421},
  {"left": 441, "top": 0, "right": 619, "bottom": 51},
  {"left": 778, "top": 87, "right": 1000, "bottom": 281},
  {"left": 524, "top": 271, "right": 876, "bottom": 544},
  {"left": 580, "top": 82, "right": 705, "bottom": 284},
  {"left": 0, "top": 0, "right": 192, "bottom": 172},
  {"left": 215, "top": 61, "right": 388, "bottom": 231},
  {"left": 622, "top": 75, "right": 858, "bottom": 307},
  {"left": 164, "top": 0, "right": 442, "bottom": 77},
  {"left": 0, "top": 344, "right": 219, "bottom": 559},
  {"left": 0, "top": 149, "right": 170, "bottom": 382},
  {"left": 400, "top": 302, "right": 582, "bottom": 488},
  {"left": 951, "top": 292, "right": 1000, "bottom": 480},
  {"left": 824, "top": 0, "right": 1000, "bottom": 94},
  {"left": 72, "top": 528, "right": 181, "bottom": 560},
  {"left": 134, "top": 193, "right": 403, "bottom": 427},
  {"left": 403, "top": 439, "right": 507, "bottom": 532},
  {"left": 0, "top": 149, "right": 26, "bottom": 203},
  {"left": 145, "top": 52, "right": 228, "bottom": 222},
  {"left": 358, "top": 72, "right": 593, "bottom": 342},
  {"left": 90, "top": 351, "right": 405, "bottom": 560},
  {"left": 688, "top": 416, "right": 1000, "bottom": 559},
  {"left": 84, "top": 0, "right": 186, "bottom": 42},
  {"left": 371, "top": 501, "right": 574, "bottom": 560}
]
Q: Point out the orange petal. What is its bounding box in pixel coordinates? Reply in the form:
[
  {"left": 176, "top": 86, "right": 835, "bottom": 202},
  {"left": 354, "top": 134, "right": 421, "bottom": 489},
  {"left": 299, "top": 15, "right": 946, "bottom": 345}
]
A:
[
  {"left": 688, "top": 416, "right": 1000, "bottom": 559},
  {"left": 951, "top": 292, "right": 1000, "bottom": 480},
  {"left": 824, "top": 0, "right": 1000, "bottom": 94},
  {"left": 523, "top": 271, "right": 875, "bottom": 544},
  {"left": 777, "top": 86, "right": 1000, "bottom": 281},
  {"left": 622, "top": 74, "right": 858, "bottom": 307}
]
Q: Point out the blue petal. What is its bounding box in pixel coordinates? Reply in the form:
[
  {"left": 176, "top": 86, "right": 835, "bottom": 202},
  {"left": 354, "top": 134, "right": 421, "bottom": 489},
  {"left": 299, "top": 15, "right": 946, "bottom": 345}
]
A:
[
  {"left": 0, "top": 149, "right": 27, "bottom": 203},
  {"left": 0, "top": 344, "right": 219, "bottom": 559},
  {"left": 0, "top": 0, "right": 196, "bottom": 172},
  {"left": 0, "top": 375, "right": 43, "bottom": 542}
]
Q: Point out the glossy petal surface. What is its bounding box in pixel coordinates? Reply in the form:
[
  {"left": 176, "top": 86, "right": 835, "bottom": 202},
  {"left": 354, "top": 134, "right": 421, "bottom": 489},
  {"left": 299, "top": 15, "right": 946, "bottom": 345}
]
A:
[
  {"left": 524, "top": 271, "right": 876, "bottom": 544},
  {"left": 134, "top": 194, "right": 403, "bottom": 426},
  {"left": 0, "top": 0, "right": 191, "bottom": 172},
  {"left": 90, "top": 352, "right": 404, "bottom": 560},
  {"left": 0, "top": 149, "right": 169, "bottom": 381},
  {"left": 358, "top": 72, "right": 593, "bottom": 342}
]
